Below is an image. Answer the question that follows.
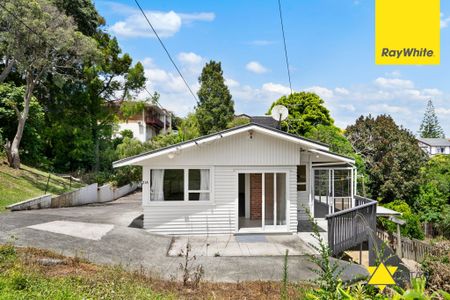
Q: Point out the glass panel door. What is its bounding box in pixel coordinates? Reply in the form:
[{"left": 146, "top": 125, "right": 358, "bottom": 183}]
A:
[
  {"left": 238, "top": 172, "right": 287, "bottom": 231},
  {"left": 264, "top": 173, "right": 274, "bottom": 226},
  {"left": 276, "top": 173, "right": 286, "bottom": 225}
]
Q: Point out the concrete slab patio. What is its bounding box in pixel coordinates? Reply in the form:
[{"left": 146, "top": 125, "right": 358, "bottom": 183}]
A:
[
  {"left": 169, "top": 234, "right": 315, "bottom": 257},
  {"left": 0, "top": 191, "right": 369, "bottom": 283}
]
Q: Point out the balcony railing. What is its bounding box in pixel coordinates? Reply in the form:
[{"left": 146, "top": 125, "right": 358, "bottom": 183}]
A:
[
  {"left": 326, "top": 195, "right": 377, "bottom": 256},
  {"left": 145, "top": 115, "right": 164, "bottom": 128}
]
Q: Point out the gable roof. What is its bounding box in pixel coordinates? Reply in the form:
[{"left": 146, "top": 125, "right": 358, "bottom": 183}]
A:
[
  {"left": 417, "top": 137, "right": 450, "bottom": 147},
  {"left": 113, "top": 123, "right": 339, "bottom": 167}
]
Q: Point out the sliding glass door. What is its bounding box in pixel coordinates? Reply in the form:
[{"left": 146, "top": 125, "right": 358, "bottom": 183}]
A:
[{"left": 238, "top": 172, "right": 287, "bottom": 231}]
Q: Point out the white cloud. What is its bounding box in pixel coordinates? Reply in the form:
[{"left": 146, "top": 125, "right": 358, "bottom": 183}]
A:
[
  {"left": 304, "top": 86, "right": 334, "bottom": 99},
  {"left": 339, "top": 104, "right": 356, "bottom": 112},
  {"left": 177, "top": 52, "right": 203, "bottom": 65},
  {"left": 246, "top": 61, "right": 269, "bottom": 74},
  {"left": 368, "top": 104, "right": 410, "bottom": 114},
  {"left": 441, "top": 13, "right": 450, "bottom": 28},
  {"left": 109, "top": 7, "right": 214, "bottom": 39},
  {"left": 422, "top": 88, "right": 443, "bottom": 97},
  {"left": 176, "top": 52, "right": 205, "bottom": 76},
  {"left": 141, "top": 57, "right": 154, "bottom": 67},
  {"left": 436, "top": 108, "right": 450, "bottom": 115},
  {"left": 225, "top": 78, "right": 240, "bottom": 88},
  {"left": 374, "top": 77, "right": 414, "bottom": 89},
  {"left": 334, "top": 87, "right": 350, "bottom": 95},
  {"left": 178, "top": 12, "right": 215, "bottom": 23},
  {"left": 262, "top": 82, "right": 291, "bottom": 95}
]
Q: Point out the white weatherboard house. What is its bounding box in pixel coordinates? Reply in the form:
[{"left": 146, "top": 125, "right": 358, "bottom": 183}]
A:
[{"left": 113, "top": 123, "right": 358, "bottom": 235}]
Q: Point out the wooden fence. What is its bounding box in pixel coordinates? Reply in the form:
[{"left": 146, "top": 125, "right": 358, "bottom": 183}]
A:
[
  {"left": 326, "top": 195, "right": 377, "bottom": 256},
  {"left": 376, "top": 230, "right": 436, "bottom": 262}
]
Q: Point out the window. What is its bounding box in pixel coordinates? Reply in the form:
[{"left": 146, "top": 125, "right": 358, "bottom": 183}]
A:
[
  {"left": 188, "top": 169, "right": 210, "bottom": 201},
  {"left": 150, "top": 168, "right": 210, "bottom": 202},
  {"left": 297, "top": 165, "right": 307, "bottom": 191}
]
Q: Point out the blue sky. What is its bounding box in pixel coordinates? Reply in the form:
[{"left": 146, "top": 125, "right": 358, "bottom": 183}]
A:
[{"left": 96, "top": 0, "right": 450, "bottom": 136}]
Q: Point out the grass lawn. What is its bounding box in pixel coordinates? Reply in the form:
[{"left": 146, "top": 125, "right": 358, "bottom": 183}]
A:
[
  {"left": 0, "top": 160, "right": 84, "bottom": 212},
  {"left": 0, "top": 245, "right": 308, "bottom": 299}
]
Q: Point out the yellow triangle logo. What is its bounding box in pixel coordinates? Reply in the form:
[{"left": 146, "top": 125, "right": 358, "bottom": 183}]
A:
[{"left": 367, "top": 263, "right": 397, "bottom": 291}]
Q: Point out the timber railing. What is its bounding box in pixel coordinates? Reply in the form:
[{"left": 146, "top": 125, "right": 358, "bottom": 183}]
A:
[
  {"left": 376, "top": 229, "right": 436, "bottom": 262},
  {"left": 326, "top": 195, "right": 377, "bottom": 256}
]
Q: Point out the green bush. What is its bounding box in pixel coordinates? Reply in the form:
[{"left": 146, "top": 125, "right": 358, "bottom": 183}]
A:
[{"left": 379, "top": 200, "right": 424, "bottom": 240}]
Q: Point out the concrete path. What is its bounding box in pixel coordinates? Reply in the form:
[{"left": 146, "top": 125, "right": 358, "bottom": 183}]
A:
[
  {"left": 0, "top": 192, "right": 368, "bottom": 283},
  {"left": 169, "top": 234, "right": 315, "bottom": 257}
]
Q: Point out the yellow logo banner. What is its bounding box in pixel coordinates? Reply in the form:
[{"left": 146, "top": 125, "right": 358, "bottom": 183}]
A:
[{"left": 375, "top": 0, "right": 440, "bottom": 65}]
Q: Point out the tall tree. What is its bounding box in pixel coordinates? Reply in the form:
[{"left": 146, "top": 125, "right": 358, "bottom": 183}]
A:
[
  {"left": 0, "top": 0, "right": 96, "bottom": 168},
  {"left": 33, "top": 2, "right": 145, "bottom": 172},
  {"left": 346, "top": 114, "right": 427, "bottom": 203},
  {"left": 419, "top": 99, "right": 445, "bottom": 138},
  {"left": 268, "top": 92, "right": 334, "bottom": 136},
  {"left": 196, "top": 60, "right": 234, "bottom": 135}
]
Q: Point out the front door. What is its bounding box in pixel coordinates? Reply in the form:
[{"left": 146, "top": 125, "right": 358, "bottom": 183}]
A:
[{"left": 238, "top": 172, "right": 287, "bottom": 232}]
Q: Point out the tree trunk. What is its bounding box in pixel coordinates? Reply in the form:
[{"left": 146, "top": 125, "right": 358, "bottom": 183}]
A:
[
  {"left": 0, "top": 59, "right": 15, "bottom": 83},
  {"left": 6, "top": 74, "right": 35, "bottom": 169}
]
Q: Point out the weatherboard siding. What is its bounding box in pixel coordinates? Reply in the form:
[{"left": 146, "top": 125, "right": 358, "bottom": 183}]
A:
[
  {"left": 140, "top": 130, "right": 304, "bottom": 235},
  {"left": 143, "top": 166, "right": 236, "bottom": 235},
  {"left": 137, "top": 131, "right": 300, "bottom": 167},
  {"left": 143, "top": 166, "right": 297, "bottom": 235}
]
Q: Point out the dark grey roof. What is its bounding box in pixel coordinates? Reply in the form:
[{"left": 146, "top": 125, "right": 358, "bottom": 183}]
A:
[
  {"left": 417, "top": 137, "right": 450, "bottom": 147},
  {"left": 113, "top": 122, "right": 329, "bottom": 167},
  {"left": 250, "top": 116, "right": 279, "bottom": 128}
]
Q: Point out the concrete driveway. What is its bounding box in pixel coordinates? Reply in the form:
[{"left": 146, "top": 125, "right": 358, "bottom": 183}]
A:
[{"left": 0, "top": 191, "right": 368, "bottom": 283}]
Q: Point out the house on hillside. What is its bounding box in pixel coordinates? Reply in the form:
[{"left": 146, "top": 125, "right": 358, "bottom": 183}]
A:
[
  {"left": 116, "top": 103, "right": 173, "bottom": 142},
  {"left": 113, "top": 123, "right": 379, "bottom": 243},
  {"left": 417, "top": 137, "right": 450, "bottom": 156}
]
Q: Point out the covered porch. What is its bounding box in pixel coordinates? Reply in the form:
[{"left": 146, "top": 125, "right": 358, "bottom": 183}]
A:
[{"left": 297, "top": 148, "right": 358, "bottom": 224}]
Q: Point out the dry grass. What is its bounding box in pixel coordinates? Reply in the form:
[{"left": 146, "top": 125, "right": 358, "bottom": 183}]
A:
[{"left": 5, "top": 246, "right": 311, "bottom": 299}]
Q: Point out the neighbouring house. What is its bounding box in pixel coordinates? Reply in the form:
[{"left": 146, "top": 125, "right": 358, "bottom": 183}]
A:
[
  {"left": 117, "top": 103, "right": 173, "bottom": 142},
  {"left": 113, "top": 123, "right": 376, "bottom": 238},
  {"left": 417, "top": 137, "right": 450, "bottom": 156}
]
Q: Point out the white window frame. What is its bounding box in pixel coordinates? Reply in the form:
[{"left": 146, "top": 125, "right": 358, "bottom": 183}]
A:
[
  {"left": 149, "top": 166, "right": 213, "bottom": 204},
  {"left": 186, "top": 169, "right": 212, "bottom": 201}
]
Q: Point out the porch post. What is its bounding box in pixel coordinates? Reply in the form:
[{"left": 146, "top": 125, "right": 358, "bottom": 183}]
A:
[
  {"left": 396, "top": 223, "right": 402, "bottom": 257},
  {"left": 274, "top": 173, "right": 277, "bottom": 226},
  {"left": 351, "top": 168, "right": 355, "bottom": 208},
  {"left": 262, "top": 173, "right": 265, "bottom": 230}
]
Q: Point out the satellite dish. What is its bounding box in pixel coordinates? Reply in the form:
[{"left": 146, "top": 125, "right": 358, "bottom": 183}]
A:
[{"left": 271, "top": 105, "right": 289, "bottom": 122}]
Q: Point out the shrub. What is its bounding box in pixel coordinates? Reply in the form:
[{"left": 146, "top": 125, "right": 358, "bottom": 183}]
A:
[
  {"left": 379, "top": 200, "right": 424, "bottom": 240},
  {"left": 421, "top": 240, "right": 450, "bottom": 292}
]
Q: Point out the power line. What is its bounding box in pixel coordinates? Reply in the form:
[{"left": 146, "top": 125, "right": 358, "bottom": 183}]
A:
[
  {"left": 134, "top": 0, "right": 199, "bottom": 103},
  {"left": 277, "top": 0, "right": 293, "bottom": 95}
]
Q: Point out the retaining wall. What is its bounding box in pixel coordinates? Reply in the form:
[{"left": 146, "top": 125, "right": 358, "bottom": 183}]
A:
[
  {"left": 6, "top": 194, "right": 52, "bottom": 211},
  {"left": 7, "top": 182, "right": 138, "bottom": 211},
  {"left": 51, "top": 183, "right": 98, "bottom": 208},
  {"left": 97, "top": 183, "right": 139, "bottom": 203}
]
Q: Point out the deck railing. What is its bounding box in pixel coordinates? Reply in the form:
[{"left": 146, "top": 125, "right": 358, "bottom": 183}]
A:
[{"left": 326, "top": 195, "right": 377, "bottom": 256}]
